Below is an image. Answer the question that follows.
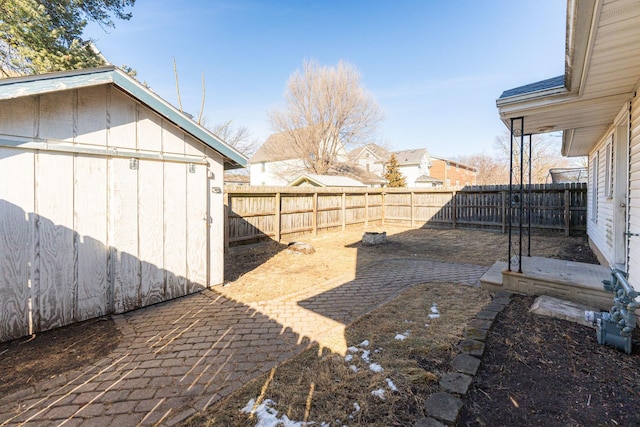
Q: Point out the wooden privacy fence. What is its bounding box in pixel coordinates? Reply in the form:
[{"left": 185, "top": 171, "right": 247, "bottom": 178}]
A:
[{"left": 225, "top": 183, "right": 587, "bottom": 247}]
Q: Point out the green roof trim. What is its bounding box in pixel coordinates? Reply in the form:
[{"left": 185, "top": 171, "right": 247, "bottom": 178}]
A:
[{"left": 0, "top": 66, "right": 247, "bottom": 169}]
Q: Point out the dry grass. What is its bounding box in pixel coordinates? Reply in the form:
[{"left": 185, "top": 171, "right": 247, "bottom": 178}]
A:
[
  {"left": 184, "top": 283, "right": 491, "bottom": 426},
  {"left": 222, "top": 226, "right": 590, "bottom": 303}
]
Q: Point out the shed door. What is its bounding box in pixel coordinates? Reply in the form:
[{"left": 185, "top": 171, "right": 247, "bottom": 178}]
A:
[{"left": 111, "top": 158, "right": 209, "bottom": 313}]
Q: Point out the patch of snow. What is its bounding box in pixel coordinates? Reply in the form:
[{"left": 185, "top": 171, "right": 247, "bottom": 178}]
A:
[
  {"left": 371, "top": 389, "right": 386, "bottom": 400},
  {"left": 429, "top": 303, "right": 440, "bottom": 319},
  {"left": 344, "top": 354, "right": 353, "bottom": 362},
  {"left": 359, "top": 340, "right": 370, "bottom": 347},
  {"left": 353, "top": 402, "right": 361, "bottom": 412},
  {"left": 394, "top": 333, "right": 407, "bottom": 341},
  {"left": 350, "top": 365, "right": 359, "bottom": 373},
  {"left": 424, "top": 324, "right": 430, "bottom": 327},
  {"left": 369, "top": 363, "right": 384, "bottom": 372},
  {"left": 347, "top": 346, "right": 359, "bottom": 353},
  {"left": 386, "top": 378, "right": 398, "bottom": 392},
  {"left": 374, "top": 347, "right": 383, "bottom": 354},
  {"left": 361, "top": 350, "right": 371, "bottom": 363},
  {"left": 403, "top": 320, "right": 415, "bottom": 324},
  {"left": 240, "top": 398, "right": 328, "bottom": 427}
]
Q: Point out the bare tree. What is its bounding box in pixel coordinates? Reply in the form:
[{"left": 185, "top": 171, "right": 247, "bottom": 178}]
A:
[
  {"left": 494, "top": 132, "right": 574, "bottom": 184},
  {"left": 455, "top": 152, "right": 509, "bottom": 185},
  {"left": 269, "top": 59, "right": 383, "bottom": 175},
  {"left": 209, "top": 119, "right": 257, "bottom": 156}
]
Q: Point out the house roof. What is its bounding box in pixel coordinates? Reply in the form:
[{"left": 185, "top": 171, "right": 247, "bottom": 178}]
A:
[
  {"left": 0, "top": 66, "right": 247, "bottom": 169},
  {"left": 289, "top": 174, "right": 367, "bottom": 187},
  {"left": 348, "top": 143, "right": 391, "bottom": 161},
  {"left": 430, "top": 155, "right": 478, "bottom": 172},
  {"left": 498, "top": 75, "right": 565, "bottom": 100},
  {"left": 416, "top": 175, "right": 443, "bottom": 184},
  {"left": 248, "top": 131, "right": 299, "bottom": 163},
  {"left": 393, "top": 148, "right": 429, "bottom": 165},
  {"left": 496, "top": 0, "right": 640, "bottom": 156}
]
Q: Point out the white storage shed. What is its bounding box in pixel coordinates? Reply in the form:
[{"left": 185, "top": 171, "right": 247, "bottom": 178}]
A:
[{"left": 0, "top": 66, "right": 247, "bottom": 341}]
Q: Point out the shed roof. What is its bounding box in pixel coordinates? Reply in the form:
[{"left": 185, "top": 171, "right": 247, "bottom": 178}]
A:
[
  {"left": 0, "top": 66, "right": 247, "bottom": 169},
  {"left": 289, "top": 174, "right": 367, "bottom": 187}
]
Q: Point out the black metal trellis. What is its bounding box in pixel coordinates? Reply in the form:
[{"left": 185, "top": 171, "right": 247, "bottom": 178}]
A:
[{"left": 508, "top": 117, "right": 532, "bottom": 272}]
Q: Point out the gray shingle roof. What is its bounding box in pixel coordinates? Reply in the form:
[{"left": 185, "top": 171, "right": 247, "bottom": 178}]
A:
[
  {"left": 393, "top": 148, "right": 428, "bottom": 165},
  {"left": 499, "top": 75, "right": 565, "bottom": 99}
]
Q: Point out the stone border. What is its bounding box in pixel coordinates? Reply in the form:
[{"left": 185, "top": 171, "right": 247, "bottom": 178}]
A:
[{"left": 415, "top": 290, "right": 513, "bottom": 426}]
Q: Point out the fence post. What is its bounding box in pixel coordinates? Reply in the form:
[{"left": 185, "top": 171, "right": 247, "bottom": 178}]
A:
[
  {"left": 313, "top": 192, "right": 318, "bottom": 235},
  {"left": 275, "top": 192, "right": 281, "bottom": 242},
  {"left": 224, "top": 191, "right": 230, "bottom": 253},
  {"left": 365, "top": 192, "right": 369, "bottom": 227},
  {"left": 342, "top": 192, "right": 347, "bottom": 231},
  {"left": 452, "top": 191, "right": 457, "bottom": 229},
  {"left": 410, "top": 191, "right": 415, "bottom": 228},
  {"left": 381, "top": 192, "right": 386, "bottom": 225},
  {"left": 501, "top": 190, "right": 507, "bottom": 234},
  {"left": 564, "top": 189, "right": 570, "bottom": 236}
]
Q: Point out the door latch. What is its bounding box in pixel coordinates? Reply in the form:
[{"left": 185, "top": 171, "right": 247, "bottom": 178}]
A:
[{"left": 623, "top": 232, "right": 639, "bottom": 237}]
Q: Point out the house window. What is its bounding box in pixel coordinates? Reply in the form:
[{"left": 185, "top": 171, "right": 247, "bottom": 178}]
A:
[
  {"left": 605, "top": 137, "right": 613, "bottom": 198},
  {"left": 261, "top": 162, "right": 266, "bottom": 172},
  {"left": 591, "top": 152, "right": 599, "bottom": 222},
  {"left": 366, "top": 163, "right": 370, "bottom": 172},
  {"left": 446, "top": 178, "right": 451, "bottom": 187}
]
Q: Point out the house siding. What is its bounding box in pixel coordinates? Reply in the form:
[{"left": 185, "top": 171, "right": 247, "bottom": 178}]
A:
[
  {"left": 627, "top": 92, "right": 640, "bottom": 282},
  {"left": 588, "top": 136, "right": 616, "bottom": 265},
  {"left": 0, "top": 85, "right": 223, "bottom": 341}
]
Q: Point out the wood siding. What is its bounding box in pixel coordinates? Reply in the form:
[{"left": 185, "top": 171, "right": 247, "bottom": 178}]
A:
[
  {"left": 225, "top": 184, "right": 587, "bottom": 247},
  {"left": 0, "top": 85, "right": 221, "bottom": 342}
]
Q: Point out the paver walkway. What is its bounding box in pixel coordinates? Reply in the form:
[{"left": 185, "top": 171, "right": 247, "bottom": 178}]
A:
[{"left": 0, "top": 258, "right": 487, "bottom": 426}]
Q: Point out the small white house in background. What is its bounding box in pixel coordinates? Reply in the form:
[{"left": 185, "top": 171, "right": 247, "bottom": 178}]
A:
[
  {"left": 0, "top": 66, "right": 247, "bottom": 342},
  {"left": 497, "top": 0, "right": 640, "bottom": 278},
  {"left": 289, "top": 173, "right": 367, "bottom": 187},
  {"left": 393, "top": 148, "right": 433, "bottom": 187},
  {"left": 348, "top": 143, "right": 391, "bottom": 175}
]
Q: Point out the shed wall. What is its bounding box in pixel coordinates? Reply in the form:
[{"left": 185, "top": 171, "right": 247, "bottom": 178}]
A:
[{"left": 0, "top": 85, "right": 222, "bottom": 341}]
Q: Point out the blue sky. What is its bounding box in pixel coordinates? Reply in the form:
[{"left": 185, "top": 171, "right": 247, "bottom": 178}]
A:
[{"left": 87, "top": 0, "right": 566, "bottom": 159}]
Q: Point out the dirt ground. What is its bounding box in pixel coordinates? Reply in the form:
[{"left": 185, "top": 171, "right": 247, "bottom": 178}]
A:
[{"left": 4, "top": 225, "right": 637, "bottom": 427}]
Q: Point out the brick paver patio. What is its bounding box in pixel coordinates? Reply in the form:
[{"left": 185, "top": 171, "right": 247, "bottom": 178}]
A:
[{"left": 0, "top": 258, "right": 487, "bottom": 426}]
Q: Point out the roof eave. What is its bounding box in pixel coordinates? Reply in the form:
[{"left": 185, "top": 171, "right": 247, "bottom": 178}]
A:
[{"left": 0, "top": 66, "right": 248, "bottom": 169}]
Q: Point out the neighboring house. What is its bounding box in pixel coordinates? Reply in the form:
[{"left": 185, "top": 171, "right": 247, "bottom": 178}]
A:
[
  {"left": 249, "top": 132, "right": 306, "bottom": 186},
  {"left": 393, "top": 148, "right": 433, "bottom": 187},
  {"left": 415, "top": 175, "right": 444, "bottom": 188},
  {"left": 348, "top": 143, "right": 391, "bottom": 176},
  {"left": 0, "top": 66, "right": 247, "bottom": 342},
  {"left": 430, "top": 156, "right": 478, "bottom": 188},
  {"left": 289, "top": 174, "right": 367, "bottom": 187},
  {"left": 496, "top": 0, "right": 640, "bottom": 278},
  {"left": 250, "top": 137, "right": 438, "bottom": 188},
  {"left": 248, "top": 130, "right": 348, "bottom": 186},
  {"left": 224, "top": 173, "right": 250, "bottom": 186}
]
